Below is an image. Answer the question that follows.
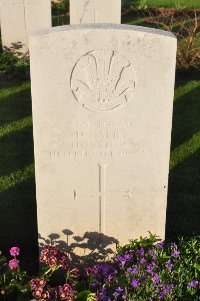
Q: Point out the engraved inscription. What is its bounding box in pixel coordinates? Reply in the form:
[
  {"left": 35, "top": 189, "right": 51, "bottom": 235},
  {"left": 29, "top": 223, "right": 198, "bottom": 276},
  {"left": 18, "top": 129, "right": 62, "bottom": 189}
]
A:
[
  {"left": 74, "top": 164, "right": 133, "bottom": 235},
  {"left": 37, "top": 120, "right": 147, "bottom": 160},
  {"left": 71, "top": 50, "right": 136, "bottom": 112}
]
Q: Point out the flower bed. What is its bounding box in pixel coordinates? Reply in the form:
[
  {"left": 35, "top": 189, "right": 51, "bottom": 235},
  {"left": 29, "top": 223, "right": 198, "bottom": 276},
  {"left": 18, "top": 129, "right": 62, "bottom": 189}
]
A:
[{"left": 0, "top": 234, "right": 200, "bottom": 301}]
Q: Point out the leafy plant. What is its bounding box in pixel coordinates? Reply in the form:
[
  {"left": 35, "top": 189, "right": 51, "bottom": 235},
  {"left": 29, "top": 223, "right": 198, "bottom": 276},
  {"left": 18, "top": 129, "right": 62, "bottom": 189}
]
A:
[
  {"left": 87, "top": 235, "right": 200, "bottom": 300},
  {"left": 143, "top": 9, "right": 200, "bottom": 70},
  {"left": 122, "top": 0, "right": 148, "bottom": 10},
  {"left": 1, "top": 236, "right": 200, "bottom": 300},
  {"left": 52, "top": 0, "right": 69, "bottom": 15},
  {"left": 0, "top": 39, "right": 30, "bottom": 80},
  {"left": 0, "top": 247, "right": 29, "bottom": 301}
]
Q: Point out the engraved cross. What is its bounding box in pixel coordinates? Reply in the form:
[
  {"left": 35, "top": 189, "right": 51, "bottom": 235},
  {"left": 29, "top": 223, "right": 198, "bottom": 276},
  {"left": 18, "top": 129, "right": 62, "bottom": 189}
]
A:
[{"left": 74, "top": 164, "right": 133, "bottom": 235}]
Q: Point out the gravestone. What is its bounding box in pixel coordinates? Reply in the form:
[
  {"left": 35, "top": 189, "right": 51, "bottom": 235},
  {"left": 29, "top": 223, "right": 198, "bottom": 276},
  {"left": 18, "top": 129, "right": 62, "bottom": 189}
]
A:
[
  {"left": 30, "top": 24, "right": 176, "bottom": 256},
  {"left": 70, "top": 0, "right": 121, "bottom": 24},
  {"left": 0, "top": 0, "right": 51, "bottom": 52}
]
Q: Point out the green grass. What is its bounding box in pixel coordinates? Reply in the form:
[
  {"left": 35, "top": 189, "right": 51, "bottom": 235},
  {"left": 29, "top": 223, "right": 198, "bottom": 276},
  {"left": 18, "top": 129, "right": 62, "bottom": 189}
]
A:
[
  {"left": 123, "top": 0, "right": 200, "bottom": 9},
  {"left": 0, "top": 81, "right": 38, "bottom": 261},
  {"left": 166, "top": 79, "right": 200, "bottom": 239},
  {"left": 145, "top": 0, "right": 200, "bottom": 8}
]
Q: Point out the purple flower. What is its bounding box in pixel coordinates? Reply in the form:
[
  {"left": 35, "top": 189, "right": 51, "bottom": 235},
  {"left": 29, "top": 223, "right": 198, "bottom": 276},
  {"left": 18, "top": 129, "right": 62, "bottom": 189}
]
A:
[
  {"left": 113, "top": 287, "right": 124, "bottom": 298},
  {"left": 127, "top": 267, "right": 139, "bottom": 274},
  {"left": 116, "top": 287, "right": 123, "bottom": 293},
  {"left": 150, "top": 261, "right": 158, "bottom": 268},
  {"left": 158, "top": 284, "right": 173, "bottom": 298},
  {"left": 148, "top": 249, "right": 157, "bottom": 259},
  {"left": 10, "top": 247, "right": 20, "bottom": 257},
  {"left": 91, "top": 279, "right": 99, "bottom": 288},
  {"left": 139, "top": 257, "right": 147, "bottom": 265},
  {"left": 165, "top": 284, "right": 173, "bottom": 293},
  {"left": 146, "top": 266, "right": 153, "bottom": 275},
  {"left": 8, "top": 259, "right": 19, "bottom": 270},
  {"left": 101, "top": 288, "right": 107, "bottom": 296},
  {"left": 116, "top": 255, "right": 126, "bottom": 267},
  {"left": 171, "top": 243, "right": 178, "bottom": 249},
  {"left": 152, "top": 274, "right": 160, "bottom": 284},
  {"left": 122, "top": 295, "right": 127, "bottom": 300},
  {"left": 132, "top": 267, "right": 139, "bottom": 274},
  {"left": 107, "top": 274, "right": 114, "bottom": 282},
  {"left": 137, "top": 248, "right": 145, "bottom": 256},
  {"left": 94, "top": 264, "right": 117, "bottom": 278},
  {"left": 146, "top": 262, "right": 157, "bottom": 274},
  {"left": 171, "top": 243, "right": 180, "bottom": 258},
  {"left": 155, "top": 242, "right": 164, "bottom": 250},
  {"left": 140, "top": 275, "right": 146, "bottom": 281},
  {"left": 166, "top": 260, "right": 174, "bottom": 271},
  {"left": 188, "top": 281, "right": 198, "bottom": 288},
  {"left": 171, "top": 249, "right": 180, "bottom": 258},
  {"left": 116, "top": 252, "right": 133, "bottom": 267},
  {"left": 131, "top": 279, "right": 140, "bottom": 288}
]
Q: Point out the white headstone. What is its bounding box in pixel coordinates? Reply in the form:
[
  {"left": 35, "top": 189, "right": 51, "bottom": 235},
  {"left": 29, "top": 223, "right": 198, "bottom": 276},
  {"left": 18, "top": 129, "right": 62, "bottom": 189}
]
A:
[
  {"left": 0, "top": 0, "right": 51, "bottom": 52},
  {"left": 30, "top": 24, "right": 176, "bottom": 256},
  {"left": 70, "top": 0, "right": 121, "bottom": 24}
]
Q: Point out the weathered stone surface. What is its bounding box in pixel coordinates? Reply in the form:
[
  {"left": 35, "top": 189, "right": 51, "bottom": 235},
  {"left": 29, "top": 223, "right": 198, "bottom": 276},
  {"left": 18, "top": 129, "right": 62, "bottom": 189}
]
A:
[
  {"left": 30, "top": 24, "right": 176, "bottom": 257},
  {"left": 70, "top": 0, "right": 121, "bottom": 24},
  {"left": 0, "top": 0, "right": 51, "bottom": 52}
]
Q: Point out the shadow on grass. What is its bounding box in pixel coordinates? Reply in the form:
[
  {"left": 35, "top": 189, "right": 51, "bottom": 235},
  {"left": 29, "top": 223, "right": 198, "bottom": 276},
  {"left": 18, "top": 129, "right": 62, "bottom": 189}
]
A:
[
  {"left": 0, "top": 81, "right": 38, "bottom": 271},
  {"left": 0, "top": 178, "right": 38, "bottom": 272},
  {"left": 0, "top": 127, "right": 34, "bottom": 177},
  {"left": 171, "top": 82, "right": 200, "bottom": 151},
  {"left": 166, "top": 81, "right": 200, "bottom": 240},
  {"left": 0, "top": 83, "right": 31, "bottom": 128},
  {"left": 166, "top": 149, "right": 200, "bottom": 240}
]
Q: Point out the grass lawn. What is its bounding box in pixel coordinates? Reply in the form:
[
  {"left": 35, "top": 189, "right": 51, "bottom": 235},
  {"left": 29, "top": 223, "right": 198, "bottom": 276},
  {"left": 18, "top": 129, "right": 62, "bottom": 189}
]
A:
[
  {"left": 0, "top": 81, "right": 38, "bottom": 263},
  {"left": 167, "top": 79, "right": 200, "bottom": 239},
  {"left": 144, "top": 0, "right": 200, "bottom": 8}
]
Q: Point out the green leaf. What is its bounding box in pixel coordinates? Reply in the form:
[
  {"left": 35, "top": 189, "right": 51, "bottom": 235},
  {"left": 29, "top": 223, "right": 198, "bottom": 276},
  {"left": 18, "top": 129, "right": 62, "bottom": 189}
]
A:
[
  {"left": 76, "top": 290, "right": 92, "bottom": 301},
  {"left": 75, "top": 279, "right": 87, "bottom": 293}
]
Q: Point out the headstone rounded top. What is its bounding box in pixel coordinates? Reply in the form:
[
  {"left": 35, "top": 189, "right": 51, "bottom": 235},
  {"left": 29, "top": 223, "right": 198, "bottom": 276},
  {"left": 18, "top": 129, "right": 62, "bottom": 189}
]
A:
[{"left": 30, "top": 24, "right": 176, "bottom": 40}]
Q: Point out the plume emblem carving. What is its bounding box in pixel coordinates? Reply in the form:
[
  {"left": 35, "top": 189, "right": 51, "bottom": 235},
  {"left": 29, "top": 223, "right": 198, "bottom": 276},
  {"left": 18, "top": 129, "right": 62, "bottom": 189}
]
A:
[{"left": 71, "top": 49, "right": 136, "bottom": 112}]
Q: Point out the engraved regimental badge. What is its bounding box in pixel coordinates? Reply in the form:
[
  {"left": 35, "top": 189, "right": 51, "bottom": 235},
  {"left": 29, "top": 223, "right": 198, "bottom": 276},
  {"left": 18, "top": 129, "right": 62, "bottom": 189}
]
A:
[{"left": 71, "top": 49, "right": 136, "bottom": 112}]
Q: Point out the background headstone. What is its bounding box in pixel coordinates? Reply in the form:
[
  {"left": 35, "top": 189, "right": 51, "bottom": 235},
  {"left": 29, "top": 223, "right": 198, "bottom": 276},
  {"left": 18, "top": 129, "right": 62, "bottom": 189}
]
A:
[
  {"left": 70, "top": 0, "right": 121, "bottom": 24},
  {"left": 30, "top": 24, "right": 176, "bottom": 257},
  {"left": 0, "top": 0, "right": 52, "bottom": 52}
]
